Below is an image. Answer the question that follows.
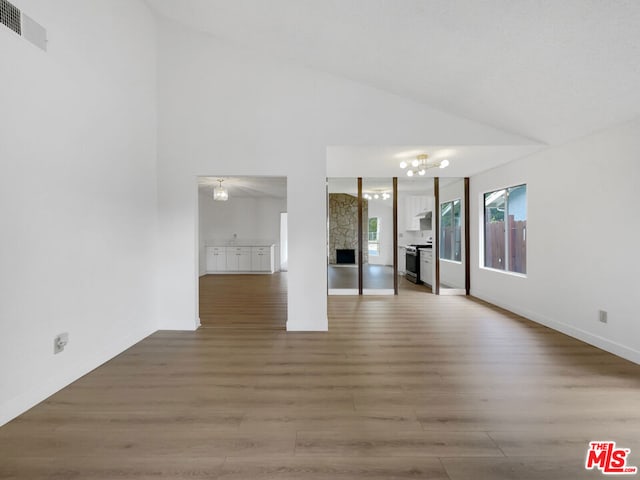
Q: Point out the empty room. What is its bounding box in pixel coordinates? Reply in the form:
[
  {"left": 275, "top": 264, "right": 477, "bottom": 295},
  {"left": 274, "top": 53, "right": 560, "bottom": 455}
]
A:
[{"left": 1, "top": 1, "right": 639, "bottom": 479}]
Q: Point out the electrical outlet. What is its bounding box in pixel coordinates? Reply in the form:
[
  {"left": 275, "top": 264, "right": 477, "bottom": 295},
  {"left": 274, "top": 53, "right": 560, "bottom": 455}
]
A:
[
  {"left": 54, "top": 332, "right": 68, "bottom": 354},
  {"left": 599, "top": 310, "right": 608, "bottom": 324}
]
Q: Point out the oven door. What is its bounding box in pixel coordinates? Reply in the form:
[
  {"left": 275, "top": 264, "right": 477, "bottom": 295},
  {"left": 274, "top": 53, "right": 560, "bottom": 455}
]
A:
[{"left": 405, "top": 250, "right": 419, "bottom": 283}]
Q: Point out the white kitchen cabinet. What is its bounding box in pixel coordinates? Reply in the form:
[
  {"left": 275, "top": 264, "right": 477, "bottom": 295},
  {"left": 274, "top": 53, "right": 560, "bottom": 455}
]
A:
[
  {"left": 406, "top": 196, "right": 432, "bottom": 231},
  {"left": 206, "top": 247, "right": 227, "bottom": 272},
  {"left": 226, "top": 246, "right": 252, "bottom": 271},
  {"left": 206, "top": 245, "right": 276, "bottom": 274},
  {"left": 419, "top": 249, "right": 433, "bottom": 286},
  {"left": 398, "top": 246, "right": 406, "bottom": 274},
  {"left": 251, "top": 246, "right": 275, "bottom": 273}
]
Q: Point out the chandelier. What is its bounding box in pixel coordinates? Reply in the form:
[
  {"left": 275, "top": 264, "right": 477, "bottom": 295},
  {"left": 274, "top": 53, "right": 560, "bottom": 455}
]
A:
[
  {"left": 363, "top": 191, "right": 391, "bottom": 200},
  {"left": 213, "top": 178, "right": 229, "bottom": 201},
  {"left": 399, "top": 154, "right": 449, "bottom": 177}
]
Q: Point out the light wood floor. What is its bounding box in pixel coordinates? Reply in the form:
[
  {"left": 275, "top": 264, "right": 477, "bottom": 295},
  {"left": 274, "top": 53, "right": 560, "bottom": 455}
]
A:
[
  {"left": 328, "top": 264, "right": 395, "bottom": 290},
  {"left": 2, "top": 277, "right": 640, "bottom": 479}
]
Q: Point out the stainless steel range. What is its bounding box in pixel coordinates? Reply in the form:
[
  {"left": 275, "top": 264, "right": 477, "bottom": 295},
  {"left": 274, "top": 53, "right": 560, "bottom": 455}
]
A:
[{"left": 405, "top": 243, "right": 432, "bottom": 284}]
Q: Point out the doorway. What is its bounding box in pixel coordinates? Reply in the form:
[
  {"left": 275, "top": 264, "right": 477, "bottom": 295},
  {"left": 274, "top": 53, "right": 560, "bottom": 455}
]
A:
[
  {"left": 327, "top": 177, "right": 398, "bottom": 295},
  {"left": 196, "top": 176, "right": 288, "bottom": 329}
]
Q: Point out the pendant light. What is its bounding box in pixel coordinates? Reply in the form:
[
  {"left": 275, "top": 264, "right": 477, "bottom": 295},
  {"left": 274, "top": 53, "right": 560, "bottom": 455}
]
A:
[{"left": 213, "top": 178, "right": 229, "bottom": 202}]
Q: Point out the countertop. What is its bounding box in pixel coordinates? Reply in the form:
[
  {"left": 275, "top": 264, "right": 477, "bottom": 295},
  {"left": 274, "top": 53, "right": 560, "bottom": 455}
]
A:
[{"left": 207, "top": 244, "right": 275, "bottom": 248}]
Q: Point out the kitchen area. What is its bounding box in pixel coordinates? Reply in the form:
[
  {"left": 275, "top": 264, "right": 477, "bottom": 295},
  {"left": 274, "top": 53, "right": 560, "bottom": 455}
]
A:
[
  {"left": 197, "top": 176, "right": 287, "bottom": 276},
  {"left": 398, "top": 177, "right": 466, "bottom": 294},
  {"left": 197, "top": 176, "right": 288, "bottom": 328},
  {"left": 326, "top": 173, "right": 467, "bottom": 296},
  {"left": 398, "top": 179, "right": 435, "bottom": 291}
]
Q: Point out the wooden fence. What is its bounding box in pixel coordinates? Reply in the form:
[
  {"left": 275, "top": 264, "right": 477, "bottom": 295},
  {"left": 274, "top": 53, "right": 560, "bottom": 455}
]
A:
[
  {"left": 441, "top": 226, "right": 461, "bottom": 261},
  {"left": 485, "top": 216, "right": 526, "bottom": 273}
]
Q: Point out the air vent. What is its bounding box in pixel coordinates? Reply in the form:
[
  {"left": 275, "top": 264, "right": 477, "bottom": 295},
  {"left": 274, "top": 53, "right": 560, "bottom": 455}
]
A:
[
  {"left": 0, "top": 0, "right": 47, "bottom": 51},
  {"left": 0, "top": 0, "right": 21, "bottom": 36}
]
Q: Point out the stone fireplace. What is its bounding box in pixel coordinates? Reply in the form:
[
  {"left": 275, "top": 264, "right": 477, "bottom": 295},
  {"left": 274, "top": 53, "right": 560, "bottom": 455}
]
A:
[{"left": 328, "top": 193, "right": 368, "bottom": 265}]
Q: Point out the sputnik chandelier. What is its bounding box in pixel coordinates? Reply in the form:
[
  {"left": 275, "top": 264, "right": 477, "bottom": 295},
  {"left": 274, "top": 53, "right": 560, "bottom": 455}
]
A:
[
  {"left": 363, "top": 191, "right": 391, "bottom": 200},
  {"left": 399, "top": 154, "right": 449, "bottom": 177}
]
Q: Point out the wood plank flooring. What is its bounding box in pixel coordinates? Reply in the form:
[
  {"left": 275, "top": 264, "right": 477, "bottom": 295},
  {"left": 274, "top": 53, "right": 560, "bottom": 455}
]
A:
[
  {"left": 199, "top": 273, "right": 287, "bottom": 329},
  {"left": 328, "top": 264, "right": 395, "bottom": 290},
  {"left": 1, "top": 276, "right": 639, "bottom": 479}
]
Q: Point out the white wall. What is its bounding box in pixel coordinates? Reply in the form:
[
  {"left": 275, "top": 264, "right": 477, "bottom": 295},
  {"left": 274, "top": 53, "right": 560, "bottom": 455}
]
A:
[
  {"left": 0, "top": 0, "right": 158, "bottom": 425},
  {"left": 439, "top": 179, "right": 466, "bottom": 289},
  {"left": 198, "top": 190, "right": 285, "bottom": 275},
  {"left": 471, "top": 118, "right": 640, "bottom": 364},
  {"left": 367, "top": 200, "right": 393, "bottom": 266},
  {"left": 154, "top": 18, "right": 536, "bottom": 331}
]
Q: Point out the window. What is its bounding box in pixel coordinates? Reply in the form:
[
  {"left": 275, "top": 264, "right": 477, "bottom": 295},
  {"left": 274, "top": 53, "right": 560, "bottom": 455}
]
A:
[
  {"left": 440, "top": 199, "right": 461, "bottom": 262},
  {"left": 368, "top": 217, "right": 380, "bottom": 256},
  {"left": 484, "top": 184, "right": 527, "bottom": 274}
]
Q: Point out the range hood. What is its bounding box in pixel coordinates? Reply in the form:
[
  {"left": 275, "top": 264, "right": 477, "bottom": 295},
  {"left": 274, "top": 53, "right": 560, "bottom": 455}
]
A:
[{"left": 418, "top": 211, "right": 432, "bottom": 231}]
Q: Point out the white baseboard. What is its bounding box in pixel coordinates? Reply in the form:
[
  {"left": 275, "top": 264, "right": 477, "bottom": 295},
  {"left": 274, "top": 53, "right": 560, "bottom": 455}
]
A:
[
  {"left": 439, "top": 288, "right": 466, "bottom": 296},
  {"left": 287, "top": 317, "right": 328, "bottom": 331},
  {"left": 0, "top": 326, "right": 156, "bottom": 427},
  {"left": 471, "top": 290, "right": 640, "bottom": 365}
]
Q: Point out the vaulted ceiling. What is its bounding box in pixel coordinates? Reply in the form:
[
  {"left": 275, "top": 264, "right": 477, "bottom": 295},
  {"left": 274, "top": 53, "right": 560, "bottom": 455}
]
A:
[{"left": 146, "top": 0, "right": 640, "bottom": 146}]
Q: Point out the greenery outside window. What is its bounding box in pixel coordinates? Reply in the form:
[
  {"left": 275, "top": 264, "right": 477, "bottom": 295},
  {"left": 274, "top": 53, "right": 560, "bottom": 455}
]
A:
[
  {"left": 368, "top": 217, "right": 380, "bottom": 256},
  {"left": 440, "top": 199, "right": 461, "bottom": 262}
]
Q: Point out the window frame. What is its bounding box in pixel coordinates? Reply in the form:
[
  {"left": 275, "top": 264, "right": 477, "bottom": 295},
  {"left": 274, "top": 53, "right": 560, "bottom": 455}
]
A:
[
  {"left": 368, "top": 216, "right": 380, "bottom": 257},
  {"left": 481, "top": 183, "right": 527, "bottom": 277},
  {"left": 439, "top": 198, "right": 462, "bottom": 264}
]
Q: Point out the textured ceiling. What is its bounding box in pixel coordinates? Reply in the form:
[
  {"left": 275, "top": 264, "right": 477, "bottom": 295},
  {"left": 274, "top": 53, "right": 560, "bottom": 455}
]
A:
[{"left": 147, "top": 0, "right": 640, "bottom": 145}]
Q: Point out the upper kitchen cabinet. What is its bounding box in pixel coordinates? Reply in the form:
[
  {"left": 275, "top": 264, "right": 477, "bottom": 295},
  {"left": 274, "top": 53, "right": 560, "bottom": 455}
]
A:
[{"left": 405, "top": 195, "right": 433, "bottom": 231}]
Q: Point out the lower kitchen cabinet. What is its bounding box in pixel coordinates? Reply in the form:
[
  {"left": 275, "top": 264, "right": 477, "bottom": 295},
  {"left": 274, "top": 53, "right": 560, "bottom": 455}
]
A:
[
  {"left": 206, "top": 247, "right": 227, "bottom": 272},
  {"left": 419, "top": 249, "right": 433, "bottom": 286},
  {"left": 398, "top": 246, "right": 406, "bottom": 274},
  {"left": 251, "top": 246, "right": 275, "bottom": 273},
  {"left": 205, "top": 245, "right": 275, "bottom": 274},
  {"left": 226, "top": 247, "right": 251, "bottom": 271}
]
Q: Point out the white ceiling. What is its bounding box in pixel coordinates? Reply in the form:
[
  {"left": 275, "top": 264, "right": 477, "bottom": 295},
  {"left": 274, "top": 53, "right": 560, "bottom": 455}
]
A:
[
  {"left": 327, "top": 145, "right": 542, "bottom": 178},
  {"left": 198, "top": 176, "right": 287, "bottom": 198},
  {"left": 146, "top": 0, "right": 640, "bottom": 145}
]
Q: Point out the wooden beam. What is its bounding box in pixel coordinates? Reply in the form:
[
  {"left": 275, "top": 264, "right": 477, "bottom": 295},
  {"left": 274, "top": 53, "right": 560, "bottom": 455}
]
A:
[
  {"left": 434, "top": 177, "right": 440, "bottom": 295},
  {"left": 358, "top": 177, "right": 363, "bottom": 295},
  {"left": 393, "top": 177, "right": 398, "bottom": 295},
  {"left": 464, "top": 177, "right": 470, "bottom": 296}
]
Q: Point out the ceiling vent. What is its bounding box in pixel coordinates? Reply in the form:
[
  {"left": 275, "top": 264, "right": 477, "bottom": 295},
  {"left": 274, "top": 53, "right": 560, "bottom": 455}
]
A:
[
  {"left": 0, "top": 0, "right": 21, "bottom": 35},
  {"left": 0, "top": 0, "right": 47, "bottom": 51}
]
